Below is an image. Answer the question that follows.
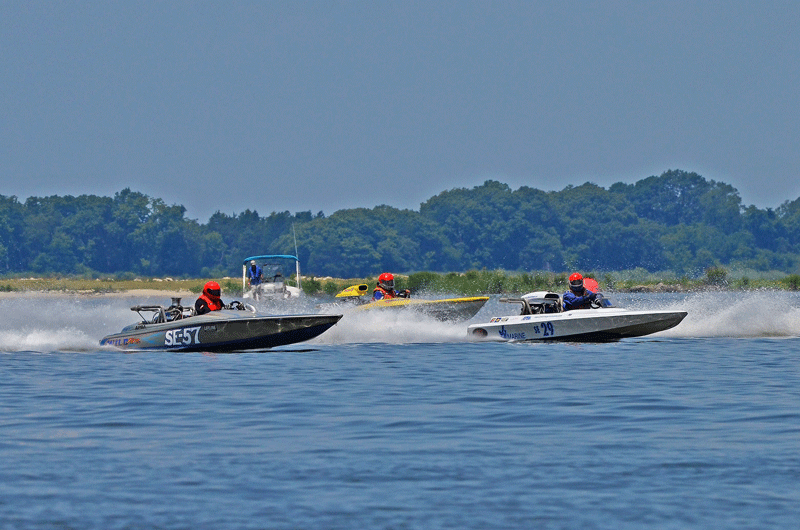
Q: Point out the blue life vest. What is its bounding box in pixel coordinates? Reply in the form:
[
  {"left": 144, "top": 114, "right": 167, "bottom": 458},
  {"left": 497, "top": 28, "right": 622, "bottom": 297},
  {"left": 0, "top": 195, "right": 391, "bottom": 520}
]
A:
[{"left": 248, "top": 265, "right": 263, "bottom": 285}]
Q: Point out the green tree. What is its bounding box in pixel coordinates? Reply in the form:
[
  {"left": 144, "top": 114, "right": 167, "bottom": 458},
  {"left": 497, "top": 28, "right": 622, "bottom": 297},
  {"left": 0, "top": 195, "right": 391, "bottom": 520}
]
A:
[{"left": 615, "top": 169, "right": 742, "bottom": 229}]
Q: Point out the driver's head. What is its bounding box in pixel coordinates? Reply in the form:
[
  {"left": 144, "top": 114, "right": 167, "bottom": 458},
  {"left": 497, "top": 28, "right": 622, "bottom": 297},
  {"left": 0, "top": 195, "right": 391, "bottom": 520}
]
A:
[
  {"left": 203, "top": 281, "right": 221, "bottom": 300},
  {"left": 569, "top": 273, "right": 584, "bottom": 295},
  {"left": 378, "top": 272, "right": 394, "bottom": 291}
]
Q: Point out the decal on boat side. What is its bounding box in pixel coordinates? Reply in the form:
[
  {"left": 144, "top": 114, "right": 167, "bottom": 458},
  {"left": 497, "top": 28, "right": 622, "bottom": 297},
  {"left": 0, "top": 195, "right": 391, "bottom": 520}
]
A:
[
  {"left": 498, "top": 326, "right": 526, "bottom": 340},
  {"left": 533, "top": 322, "right": 555, "bottom": 336},
  {"left": 165, "top": 326, "right": 202, "bottom": 347},
  {"left": 103, "top": 337, "right": 141, "bottom": 346},
  {"left": 496, "top": 321, "right": 556, "bottom": 340}
]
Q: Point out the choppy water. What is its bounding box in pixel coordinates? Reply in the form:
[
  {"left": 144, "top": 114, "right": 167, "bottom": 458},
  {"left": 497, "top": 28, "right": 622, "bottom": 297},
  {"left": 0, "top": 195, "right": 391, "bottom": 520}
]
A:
[{"left": 2, "top": 291, "right": 800, "bottom": 529}]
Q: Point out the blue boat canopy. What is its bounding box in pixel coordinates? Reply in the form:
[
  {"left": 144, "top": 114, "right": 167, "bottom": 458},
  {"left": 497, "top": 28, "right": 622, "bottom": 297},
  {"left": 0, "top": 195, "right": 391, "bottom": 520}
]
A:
[
  {"left": 242, "top": 255, "right": 302, "bottom": 294},
  {"left": 242, "top": 255, "right": 299, "bottom": 265}
]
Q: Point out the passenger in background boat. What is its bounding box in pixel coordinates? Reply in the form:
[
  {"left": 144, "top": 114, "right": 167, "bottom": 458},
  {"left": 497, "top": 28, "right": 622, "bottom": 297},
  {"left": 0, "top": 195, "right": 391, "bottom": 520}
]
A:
[
  {"left": 195, "top": 281, "right": 225, "bottom": 315},
  {"left": 247, "top": 260, "right": 263, "bottom": 287},
  {"left": 372, "top": 272, "right": 410, "bottom": 300},
  {"left": 562, "top": 272, "right": 597, "bottom": 311}
]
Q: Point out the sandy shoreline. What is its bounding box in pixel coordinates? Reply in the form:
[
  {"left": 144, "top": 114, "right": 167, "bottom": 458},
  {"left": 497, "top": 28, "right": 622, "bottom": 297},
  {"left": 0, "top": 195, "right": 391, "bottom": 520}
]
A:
[{"left": 0, "top": 289, "right": 197, "bottom": 299}]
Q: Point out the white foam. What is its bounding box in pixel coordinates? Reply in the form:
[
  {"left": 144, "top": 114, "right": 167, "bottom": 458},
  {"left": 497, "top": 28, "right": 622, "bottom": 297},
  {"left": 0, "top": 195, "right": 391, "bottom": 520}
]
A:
[
  {"left": 0, "top": 296, "right": 148, "bottom": 352},
  {"left": 647, "top": 290, "right": 800, "bottom": 338},
  {"left": 313, "top": 303, "right": 468, "bottom": 344}
]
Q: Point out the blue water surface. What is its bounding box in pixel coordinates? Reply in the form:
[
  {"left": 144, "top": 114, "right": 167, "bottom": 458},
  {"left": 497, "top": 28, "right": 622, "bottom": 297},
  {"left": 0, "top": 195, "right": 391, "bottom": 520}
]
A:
[{"left": 1, "top": 292, "right": 800, "bottom": 529}]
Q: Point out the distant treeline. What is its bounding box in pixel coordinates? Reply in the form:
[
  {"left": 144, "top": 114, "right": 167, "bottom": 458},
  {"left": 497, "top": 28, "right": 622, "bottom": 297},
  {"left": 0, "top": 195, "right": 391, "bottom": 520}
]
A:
[{"left": 2, "top": 170, "right": 800, "bottom": 279}]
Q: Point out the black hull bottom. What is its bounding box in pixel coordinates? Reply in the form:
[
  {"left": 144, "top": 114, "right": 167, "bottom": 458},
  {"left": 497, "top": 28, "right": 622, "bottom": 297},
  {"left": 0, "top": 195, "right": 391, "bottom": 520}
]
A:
[{"left": 170, "top": 321, "right": 338, "bottom": 352}]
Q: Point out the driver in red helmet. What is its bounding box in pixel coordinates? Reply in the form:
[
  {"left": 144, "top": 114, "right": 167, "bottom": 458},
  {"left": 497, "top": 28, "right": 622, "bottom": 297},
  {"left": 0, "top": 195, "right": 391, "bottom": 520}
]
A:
[
  {"left": 372, "top": 272, "right": 410, "bottom": 300},
  {"left": 195, "top": 280, "right": 225, "bottom": 315},
  {"left": 562, "top": 272, "right": 597, "bottom": 311}
]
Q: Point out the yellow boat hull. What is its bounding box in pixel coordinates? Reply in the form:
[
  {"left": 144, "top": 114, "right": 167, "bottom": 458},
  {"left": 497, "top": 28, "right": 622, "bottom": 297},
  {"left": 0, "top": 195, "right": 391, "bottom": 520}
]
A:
[{"left": 353, "top": 296, "right": 489, "bottom": 322}]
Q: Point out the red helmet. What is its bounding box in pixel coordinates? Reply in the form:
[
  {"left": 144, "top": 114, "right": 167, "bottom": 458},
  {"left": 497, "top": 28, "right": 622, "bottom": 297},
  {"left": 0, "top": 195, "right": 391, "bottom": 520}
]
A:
[
  {"left": 203, "top": 281, "right": 221, "bottom": 300},
  {"left": 378, "top": 272, "right": 395, "bottom": 291},
  {"left": 569, "top": 273, "right": 584, "bottom": 293}
]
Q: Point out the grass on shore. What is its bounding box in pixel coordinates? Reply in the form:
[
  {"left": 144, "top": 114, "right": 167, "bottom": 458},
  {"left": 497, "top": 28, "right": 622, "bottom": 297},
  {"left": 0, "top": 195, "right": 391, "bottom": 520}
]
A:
[{"left": 4, "top": 267, "right": 798, "bottom": 295}]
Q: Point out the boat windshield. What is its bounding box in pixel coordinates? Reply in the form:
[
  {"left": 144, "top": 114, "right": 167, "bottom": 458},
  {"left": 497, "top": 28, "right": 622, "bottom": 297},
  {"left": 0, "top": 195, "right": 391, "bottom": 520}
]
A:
[{"left": 262, "top": 264, "right": 285, "bottom": 283}]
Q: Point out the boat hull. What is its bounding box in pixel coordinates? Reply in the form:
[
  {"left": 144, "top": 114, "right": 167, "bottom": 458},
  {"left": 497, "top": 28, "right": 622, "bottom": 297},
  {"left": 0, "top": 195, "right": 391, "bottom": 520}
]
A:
[
  {"left": 467, "top": 308, "right": 687, "bottom": 342},
  {"left": 354, "top": 296, "right": 489, "bottom": 322},
  {"left": 100, "top": 311, "right": 342, "bottom": 352}
]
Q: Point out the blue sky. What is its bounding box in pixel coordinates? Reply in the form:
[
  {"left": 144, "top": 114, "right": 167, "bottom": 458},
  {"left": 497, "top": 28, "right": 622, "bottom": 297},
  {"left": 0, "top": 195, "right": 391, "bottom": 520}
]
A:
[{"left": 2, "top": 1, "right": 799, "bottom": 222}]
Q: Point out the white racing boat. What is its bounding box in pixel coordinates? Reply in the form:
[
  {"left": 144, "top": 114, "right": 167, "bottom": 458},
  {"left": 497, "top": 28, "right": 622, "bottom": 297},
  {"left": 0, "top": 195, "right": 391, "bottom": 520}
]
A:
[
  {"left": 101, "top": 297, "right": 342, "bottom": 352},
  {"left": 467, "top": 291, "right": 687, "bottom": 342}
]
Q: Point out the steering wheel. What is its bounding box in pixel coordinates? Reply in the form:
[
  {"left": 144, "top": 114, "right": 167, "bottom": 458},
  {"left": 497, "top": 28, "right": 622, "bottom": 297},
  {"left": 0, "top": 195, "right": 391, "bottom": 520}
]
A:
[
  {"left": 590, "top": 293, "right": 604, "bottom": 308},
  {"left": 228, "top": 300, "right": 245, "bottom": 310}
]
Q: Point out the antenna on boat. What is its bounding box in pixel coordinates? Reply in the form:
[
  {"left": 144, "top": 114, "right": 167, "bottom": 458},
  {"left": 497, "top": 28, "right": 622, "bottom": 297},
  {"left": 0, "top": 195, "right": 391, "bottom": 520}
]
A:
[{"left": 293, "top": 224, "right": 302, "bottom": 292}]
